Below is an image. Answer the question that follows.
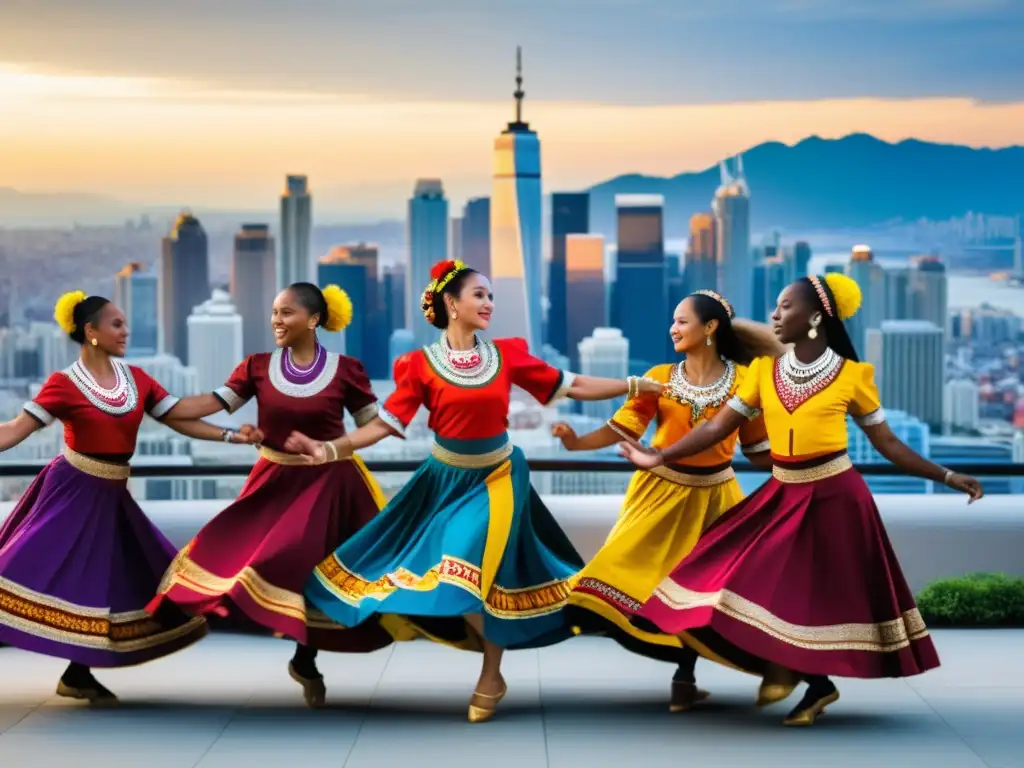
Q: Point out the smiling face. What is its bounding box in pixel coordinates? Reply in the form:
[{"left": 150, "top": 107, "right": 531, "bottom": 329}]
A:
[
  {"left": 445, "top": 272, "right": 495, "bottom": 331},
  {"left": 771, "top": 281, "right": 818, "bottom": 345},
  {"left": 271, "top": 288, "right": 317, "bottom": 348},
  {"left": 670, "top": 297, "right": 714, "bottom": 354},
  {"left": 86, "top": 303, "right": 129, "bottom": 357}
]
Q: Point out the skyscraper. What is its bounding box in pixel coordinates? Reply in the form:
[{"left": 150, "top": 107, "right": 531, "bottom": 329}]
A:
[
  {"left": 792, "top": 241, "right": 812, "bottom": 281},
  {"left": 565, "top": 234, "right": 606, "bottom": 369},
  {"left": 407, "top": 179, "right": 449, "bottom": 347},
  {"left": 187, "top": 289, "right": 243, "bottom": 394},
  {"left": 548, "top": 192, "right": 589, "bottom": 356},
  {"left": 319, "top": 243, "right": 386, "bottom": 376},
  {"left": 713, "top": 157, "right": 752, "bottom": 319},
  {"left": 382, "top": 264, "right": 406, "bottom": 338},
  {"left": 160, "top": 211, "right": 210, "bottom": 364},
  {"left": 450, "top": 216, "right": 463, "bottom": 261},
  {"left": 908, "top": 255, "right": 949, "bottom": 332},
  {"left": 230, "top": 224, "right": 276, "bottom": 356},
  {"left": 683, "top": 212, "right": 718, "bottom": 295},
  {"left": 317, "top": 258, "right": 367, "bottom": 360},
  {"left": 614, "top": 194, "right": 666, "bottom": 373},
  {"left": 279, "top": 175, "right": 312, "bottom": 289},
  {"left": 846, "top": 244, "right": 885, "bottom": 357},
  {"left": 865, "top": 320, "right": 944, "bottom": 430},
  {"left": 460, "top": 197, "right": 491, "bottom": 275},
  {"left": 884, "top": 267, "right": 910, "bottom": 320},
  {"left": 489, "top": 47, "right": 543, "bottom": 349},
  {"left": 114, "top": 262, "right": 159, "bottom": 358},
  {"left": 578, "top": 328, "right": 629, "bottom": 422}
]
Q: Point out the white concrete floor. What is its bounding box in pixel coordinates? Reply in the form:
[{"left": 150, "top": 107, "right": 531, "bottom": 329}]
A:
[{"left": 1, "top": 630, "right": 1022, "bottom": 768}]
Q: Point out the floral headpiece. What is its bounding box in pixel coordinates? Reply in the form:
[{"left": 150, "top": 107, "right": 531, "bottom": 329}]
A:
[
  {"left": 420, "top": 259, "right": 469, "bottom": 324},
  {"left": 691, "top": 289, "right": 734, "bottom": 318}
]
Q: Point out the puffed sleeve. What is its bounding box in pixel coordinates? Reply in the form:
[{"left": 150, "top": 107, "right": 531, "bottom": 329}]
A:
[
  {"left": 134, "top": 367, "right": 180, "bottom": 420},
  {"left": 607, "top": 364, "right": 666, "bottom": 440},
  {"left": 849, "top": 362, "right": 885, "bottom": 427},
  {"left": 501, "top": 338, "right": 575, "bottom": 405},
  {"left": 379, "top": 352, "right": 425, "bottom": 438},
  {"left": 23, "top": 372, "right": 69, "bottom": 426},
  {"left": 213, "top": 356, "right": 256, "bottom": 414},
  {"left": 727, "top": 356, "right": 764, "bottom": 420},
  {"left": 342, "top": 357, "right": 379, "bottom": 427}
]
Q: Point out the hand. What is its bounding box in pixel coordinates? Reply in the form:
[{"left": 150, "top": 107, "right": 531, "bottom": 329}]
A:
[
  {"left": 946, "top": 473, "right": 984, "bottom": 504},
  {"left": 234, "top": 424, "right": 264, "bottom": 445},
  {"left": 635, "top": 377, "right": 665, "bottom": 396},
  {"left": 551, "top": 422, "right": 579, "bottom": 450},
  {"left": 283, "top": 431, "right": 327, "bottom": 465},
  {"left": 618, "top": 441, "right": 664, "bottom": 469}
]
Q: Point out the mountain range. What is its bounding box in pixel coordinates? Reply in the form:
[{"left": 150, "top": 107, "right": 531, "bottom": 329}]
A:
[{"left": 2, "top": 134, "right": 1024, "bottom": 234}]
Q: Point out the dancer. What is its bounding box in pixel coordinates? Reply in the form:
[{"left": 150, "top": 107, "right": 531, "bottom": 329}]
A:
[
  {"left": 552, "top": 289, "right": 781, "bottom": 712},
  {"left": 148, "top": 282, "right": 396, "bottom": 708},
  {"left": 0, "top": 292, "right": 260, "bottom": 702},
  {"left": 285, "top": 259, "right": 665, "bottom": 723},
  {"left": 621, "top": 273, "right": 984, "bottom": 726}
]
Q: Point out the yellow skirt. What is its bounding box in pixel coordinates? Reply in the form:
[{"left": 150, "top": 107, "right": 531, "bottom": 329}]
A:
[{"left": 567, "top": 467, "right": 742, "bottom": 656}]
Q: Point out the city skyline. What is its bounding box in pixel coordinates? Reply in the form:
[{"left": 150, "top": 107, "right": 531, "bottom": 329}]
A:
[{"left": 3, "top": 2, "right": 1024, "bottom": 213}]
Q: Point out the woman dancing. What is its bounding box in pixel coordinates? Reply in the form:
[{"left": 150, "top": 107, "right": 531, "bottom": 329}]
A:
[
  {"left": 621, "top": 273, "right": 984, "bottom": 726},
  {"left": 553, "top": 289, "right": 781, "bottom": 712},
  {"left": 0, "top": 292, "right": 260, "bottom": 702},
  {"left": 285, "top": 259, "right": 665, "bottom": 722},
  {"left": 148, "top": 282, "right": 396, "bottom": 708}
]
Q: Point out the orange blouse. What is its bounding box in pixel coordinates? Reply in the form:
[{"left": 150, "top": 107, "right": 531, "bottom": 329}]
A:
[{"left": 609, "top": 361, "right": 769, "bottom": 467}]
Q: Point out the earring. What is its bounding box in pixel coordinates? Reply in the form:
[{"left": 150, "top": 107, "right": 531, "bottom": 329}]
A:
[
  {"left": 452, "top": 310, "right": 458, "bottom": 320},
  {"left": 90, "top": 338, "right": 98, "bottom": 347},
  {"left": 705, "top": 335, "right": 713, "bottom": 346},
  {"left": 808, "top": 317, "right": 820, "bottom": 340}
]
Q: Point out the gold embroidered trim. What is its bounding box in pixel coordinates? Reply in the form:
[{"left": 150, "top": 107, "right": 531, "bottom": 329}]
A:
[
  {"left": 315, "top": 554, "right": 573, "bottom": 620},
  {"left": 651, "top": 582, "right": 929, "bottom": 653},
  {"left": 649, "top": 464, "right": 735, "bottom": 487},
  {"left": 430, "top": 441, "right": 513, "bottom": 469},
  {"left": 771, "top": 454, "right": 852, "bottom": 484},
  {"left": 63, "top": 448, "right": 130, "bottom": 480}
]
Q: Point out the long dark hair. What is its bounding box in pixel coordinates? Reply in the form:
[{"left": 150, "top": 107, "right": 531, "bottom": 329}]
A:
[
  {"left": 287, "top": 282, "right": 328, "bottom": 328},
  {"left": 796, "top": 276, "right": 860, "bottom": 361},
  {"left": 428, "top": 268, "right": 479, "bottom": 329},
  {"left": 69, "top": 296, "right": 111, "bottom": 345},
  {"left": 688, "top": 293, "right": 783, "bottom": 365}
]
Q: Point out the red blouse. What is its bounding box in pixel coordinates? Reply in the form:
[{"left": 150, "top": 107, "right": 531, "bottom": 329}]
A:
[
  {"left": 23, "top": 360, "right": 179, "bottom": 458},
  {"left": 379, "top": 337, "right": 571, "bottom": 440},
  {"left": 213, "top": 349, "right": 378, "bottom": 451}
]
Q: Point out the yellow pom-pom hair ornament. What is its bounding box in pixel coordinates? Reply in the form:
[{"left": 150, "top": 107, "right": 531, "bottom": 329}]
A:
[
  {"left": 320, "top": 285, "right": 353, "bottom": 332},
  {"left": 807, "top": 274, "right": 862, "bottom": 321},
  {"left": 54, "top": 290, "right": 88, "bottom": 335}
]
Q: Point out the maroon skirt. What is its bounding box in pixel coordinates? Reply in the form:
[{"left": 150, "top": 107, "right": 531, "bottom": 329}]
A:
[
  {"left": 635, "top": 453, "right": 939, "bottom": 679},
  {"left": 148, "top": 453, "right": 393, "bottom": 652}
]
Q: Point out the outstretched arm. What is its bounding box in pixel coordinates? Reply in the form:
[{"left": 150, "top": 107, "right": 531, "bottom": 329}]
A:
[
  {"left": 163, "top": 394, "right": 225, "bottom": 420},
  {"left": 164, "top": 418, "right": 261, "bottom": 445},
  {"left": 620, "top": 407, "right": 746, "bottom": 469},
  {"left": 284, "top": 416, "right": 394, "bottom": 463},
  {"left": 552, "top": 423, "right": 620, "bottom": 452},
  {"left": 862, "top": 422, "right": 983, "bottom": 502},
  {"left": 567, "top": 375, "right": 662, "bottom": 402},
  {"left": 0, "top": 412, "right": 43, "bottom": 452}
]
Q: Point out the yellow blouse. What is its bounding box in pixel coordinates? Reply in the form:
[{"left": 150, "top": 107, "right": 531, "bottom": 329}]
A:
[
  {"left": 728, "top": 355, "right": 885, "bottom": 458},
  {"left": 609, "top": 362, "right": 769, "bottom": 467}
]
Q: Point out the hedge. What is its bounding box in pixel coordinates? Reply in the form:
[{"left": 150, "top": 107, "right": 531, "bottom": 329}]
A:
[{"left": 916, "top": 572, "right": 1024, "bottom": 627}]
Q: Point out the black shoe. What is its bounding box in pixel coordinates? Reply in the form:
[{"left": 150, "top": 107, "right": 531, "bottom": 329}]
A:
[
  {"left": 288, "top": 660, "right": 326, "bottom": 708},
  {"left": 56, "top": 667, "right": 118, "bottom": 705}
]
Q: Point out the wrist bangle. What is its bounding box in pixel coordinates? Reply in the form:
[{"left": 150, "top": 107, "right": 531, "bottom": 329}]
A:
[
  {"left": 627, "top": 376, "right": 638, "bottom": 399},
  {"left": 324, "top": 441, "right": 339, "bottom": 462},
  {"left": 942, "top": 469, "right": 954, "bottom": 486},
  {"left": 221, "top": 428, "right": 236, "bottom": 443}
]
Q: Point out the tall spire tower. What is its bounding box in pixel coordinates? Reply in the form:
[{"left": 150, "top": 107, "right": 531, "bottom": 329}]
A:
[{"left": 488, "top": 46, "right": 543, "bottom": 349}]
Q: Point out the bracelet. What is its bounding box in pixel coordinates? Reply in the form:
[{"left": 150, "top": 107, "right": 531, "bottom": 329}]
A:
[
  {"left": 942, "top": 469, "right": 954, "bottom": 486},
  {"left": 324, "top": 441, "right": 339, "bottom": 462},
  {"left": 220, "top": 428, "right": 237, "bottom": 443},
  {"left": 627, "top": 376, "right": 638, "bottom": 399}
]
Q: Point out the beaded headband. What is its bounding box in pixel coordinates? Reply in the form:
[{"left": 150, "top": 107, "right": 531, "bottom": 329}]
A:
[
  {"left": 807, "top": 275, "right": 834, "bottom": 318},
  {"left": 691, "top": 289, "right": 734, "bottom": 318}
]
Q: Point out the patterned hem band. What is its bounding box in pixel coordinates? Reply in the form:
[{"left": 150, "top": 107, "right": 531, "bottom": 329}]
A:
[
  {"left": 351, "top": 403, "right": 379, "bottom": 427},
  {"left": 430, "top": 441, "right": 514, "bottom": 469},
  {"left": 726, "top": 395, "right": 761, "bottom": 421},
  {"left": 649, "top": 463, "right": 735, "bottom": 487},
  {"left": 149, "top": 395, "right": 180, "bottom": 420},
  {"left": 772, "top": 453, "right": 852, "bottom": 484},
  {"left": 854, "top": 407, "right": 886, "bottom": 427},
  {"left": 213, "top": 386, "right": 248, "bottom": 414},
  {"left": 63, "top": 448, "right": 131, "bottom": 480},
  {"left": 741, "top": 439, "right": 771, "bottom": 455}
]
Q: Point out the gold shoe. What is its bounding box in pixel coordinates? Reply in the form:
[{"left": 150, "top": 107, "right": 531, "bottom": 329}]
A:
[
  {"left": 56, "top": 680, "right": 118, "bottom": 705},
  {"left": 288, "top": 661, "right": 326, "bottom": 708},
  {"left": 467, "top": 683, "right": 508, "bottom": 723},
  {"left": 669, "top": 681, "right": 710, "bottom": 713},
  {"left": 783, "top": 689, "right": 840, "bottom": 727},
  {"left": 757, "top": 665, "right": 800, "bottom": 707}
]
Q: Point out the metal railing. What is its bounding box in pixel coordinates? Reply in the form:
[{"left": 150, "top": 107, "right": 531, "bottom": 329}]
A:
[{"left": 2, "top": 459, "right": 1023, "bottom": 477}]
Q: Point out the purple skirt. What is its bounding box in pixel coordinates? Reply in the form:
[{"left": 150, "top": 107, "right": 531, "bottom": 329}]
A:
[{"left": 0, "top": 456, "right": 207, "bottom": 667}]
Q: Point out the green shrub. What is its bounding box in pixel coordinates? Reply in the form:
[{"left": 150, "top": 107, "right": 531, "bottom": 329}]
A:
[{"left": 916, "top": 573, "right": 1024, "bottom": 626}]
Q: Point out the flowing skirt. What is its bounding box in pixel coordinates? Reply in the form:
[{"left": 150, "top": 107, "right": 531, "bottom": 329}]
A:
[
  {"left": 305, "top": 434, "right": 585, "bottom": 650},
  {"left": 635, "top": 453, "right": 940, "bottom": 679},
  {"left": 0, "top": 452, "right": 207, "bottom": 667},
  {"left": 148, "top": 449, "right": 393, "bottom": 652},
  {"left": 566, "top": 462, "right": 742, "bottom": 662}
]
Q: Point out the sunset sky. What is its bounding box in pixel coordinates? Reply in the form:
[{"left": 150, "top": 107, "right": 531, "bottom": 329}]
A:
[{"left": 2, "top": 0, "right": 1023, "bottom": 215}]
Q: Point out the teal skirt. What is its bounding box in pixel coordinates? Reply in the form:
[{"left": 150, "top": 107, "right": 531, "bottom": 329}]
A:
[{"left": 304, "top": 434, "right": 584, "bottom": 649}]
